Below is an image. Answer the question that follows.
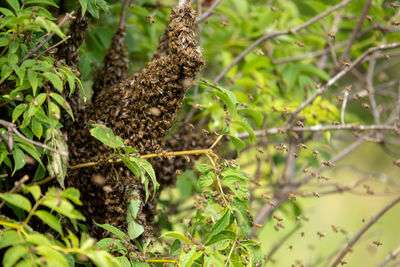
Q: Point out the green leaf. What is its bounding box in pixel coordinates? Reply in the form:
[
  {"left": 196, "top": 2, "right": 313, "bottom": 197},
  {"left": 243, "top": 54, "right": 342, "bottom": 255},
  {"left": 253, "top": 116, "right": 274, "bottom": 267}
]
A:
[
  {"left": 222, "top": 176, "right": 249, "bottom": 201},
  {"left": 127, "top": 220, "right": 144, "bottom": 240},
  {"left": 34, "top": 210, "right": 63, "bottom": 235},
  {"left": 6, "top": 0, "right": 20, "bottom": 12},
  {"left": 78, "top": 0, "right": 87, "bottom": 16},
  {"left": 25, "top": 0, "right": 59, "bottom": 7},
  {"left": 205, "top": 231, "right": 236, "bottom": 245},
  {"left": 86, "top": 250, "right": 122, "bottom": 267},
  {"left": 16, "top": 142, "right": 44, "bottom": 169},
  {"left": 12, "top": 148, "right": 25, "bottom": 175},
  {"left": 42, "top": 197, "right": 85, "bottom": 220},
  {"left": 161, "top": 231, "right": 193, "bottom": 245},
  {"left": 232, "top": 199, "right": 252, "bottom": 237},
  {"left": 12, "top": 104, "right": 27, "bottom": 122},
  {"left": 0, "top": 230, "right": 23, "bottom": 249},
  {"left": 61, "top": 188, "right": 82, "bottom": 205},
  {"left": 117, "top": 256, "right": 131, "bottom": 267},
  {"left": 198, "top": 171, "right": 215, "bottom": 188},
  {"left": 229, "top": 135, "right": 246, "bottom": 154},
  {"left": 43, "top": 72, "right": 63, "bottom": 92},
  {"left": 126, "top": 194, "right": 141, "bottom": 221},
  {"left": 232, "top": 120, "right": 255, "bottom": 142},
  {"left": 0, "top": 193, "right": 31, "bottom": 212},
  {"left": 31, "top": 117, "right": 43, "bottom": 138},
  {"left": 195, "top": 163, "right": 213, "bottom": 173},
  {"left": 28, "top": 70, "right": 39, "bottom": 96},
  {"left": 179, "top": 248, "right": 203, "bottom": 267},
  {"left": 94, "top": 223, "right": 126, "bottom": 240},
  {"left": 90, "top": 124, "right": 124, "bottom": 149},
  {"left": 170, "top": 239, "right": 181, "bottom": 255},
  {"left": 50, "top": 93, "right": 74, "bottom": 119},
  {"left": 97, "top": 238, "right": 127, "bottom": 252},
  {"left": 3, "top": 245, "right": 28, "bottom": 267},
  {"left": 23, "top": 185, "right": 41, "bottom": 200},
  {"left": 36, "top": 246, "right": 69, "bottom": 267},
  {"left": 209, "top": 210, "right": 232, "bottom": 236},
  {"left": 136, "top": 158, "right": 159, "bottom": 199},
  {"left": 237, "top": 108, "right": 263, "bottom": 128}
]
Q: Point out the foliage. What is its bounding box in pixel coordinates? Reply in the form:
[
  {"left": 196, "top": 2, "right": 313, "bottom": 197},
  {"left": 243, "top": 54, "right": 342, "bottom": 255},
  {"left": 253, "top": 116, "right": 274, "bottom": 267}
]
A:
[{"left": 1, "top": 0, "right": 400, "bottom": 267}]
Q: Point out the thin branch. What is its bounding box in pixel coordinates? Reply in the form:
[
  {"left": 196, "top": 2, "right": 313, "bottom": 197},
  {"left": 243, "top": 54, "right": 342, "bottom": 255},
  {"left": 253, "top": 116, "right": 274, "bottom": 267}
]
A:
[
  {"left": 0, "top": 119, "right": 68, "bottom": 157},
  {"left": 178, "top": 0, "right": 188, "bottom": 7},
  {"left": 69, "top": 148, "right": 215, "bottom": 171},
  {"left": 34, "top": 35, "right": 71, "bottom": 60},
  {"left": 195, "top": 0, "right": 222, "bottom": 24},
  {"left": 341, "top": 90, "right": 349, "bottom": 125},
  {"left": 119, "top": 0, "right": 132, "bottom": 29},
  {"left": 237, "top": 123, "right": 398, "bottom": 139},
  {"left": 331, "top": 196, "right": 400, "bottom": 267},
  {"left": 288, "top": 42, "right": 400, "bottom": 123},
  {"left": 366, "top": 59, "right": 380, "bottom": 124},
  {"left": 377, "top": 245, "right": 400, "bottom": 267},
  {"left": 212, "top": 0, "right": 354, "bottom": 84},
  {"left": 17, "top": 11, "right": 75, "bottom": 66},
  {"left": 340, "top": 0, "right": 372, "bottom": 61}
]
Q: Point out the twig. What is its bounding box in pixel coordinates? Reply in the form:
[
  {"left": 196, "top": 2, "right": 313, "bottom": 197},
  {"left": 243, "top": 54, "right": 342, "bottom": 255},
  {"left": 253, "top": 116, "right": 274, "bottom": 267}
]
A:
[
  {"left": 0, "top": 119, "right": 68, "bottom": 157},
  {"left": 331, "top": 196, "right": 400, "bottom": 267},
  {"left": 178, "top": 0, "right": 188, "bottom": 7},
  {"left": 237, "top": 123, "right": 398, "bottom": 139},
  {"left": 265, "top": 224, "right": 302, "bottom": 264},
  {"left": 34, "top": 35, "right": 71, "bottom": 60},
  {"left": 366, "top": 59, "right": 380, "bottom": 124},
  {"left": 340, "top": 0, "right": 372, "bottom": 62},
  {"left": 195, "top": 0, "right": 222, "bottom": 24},
  {"left": 17, "top": 11, "right": 75, "bottom": 66},
  {"left": 377, "top": 245, "right": 400, "bottom": 267},
  {"left": 69, "top": 148, "right": 215, "bottom": 170},
  {"left": 212, "top": 0, "right": 354, "bottom": 84},
  {"left": 119, "top": 0, "right": 132, "bottom": 29},
  {"left": 341, "top": 90, "right": 349, "bottom": 125},
  {"left": 288, "top": 42, "right": 400, "bottom": 124}
]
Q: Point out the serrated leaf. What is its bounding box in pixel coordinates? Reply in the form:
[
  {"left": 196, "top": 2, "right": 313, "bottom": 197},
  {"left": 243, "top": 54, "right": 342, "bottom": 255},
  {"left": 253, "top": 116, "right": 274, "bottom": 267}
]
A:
[
  {"left": 97, "top": 238, "right": 127, "bottom": 253},
  {"left": 209, "top": 210, "right": 232, "bottom": 236},
  {"left": 195, "top": 163, "right": 213, "bottom": 173},
  {"left": 25, "top": 0, "right": 59, "bottom": 7},
  {"left": 198, "top": 171, "right": 215, "bottom": 188},
  {"left": 79, "top": 0, "right": 87, "bottom": 16},
  {"left": 0, "top": 193, "right": 31, "bottom": 212},
  {"left": 90, "top": 124, "right": 124, "bottom": 149},
  {"left": 36, "top": 246, "right": 69, "bottom": 267},
  {"left": 94, "top": 223, "right": 126, "bottom": 240},
  {"left": 117, "top": 256, "right": 131, "bottom": 267},
  {"left": 42, "top": 197, "right": 85, "bottom": 220},
  {"left": 61, "top": 188, "right": 82, "bottom": 205},
  {"left": 31, "top": 117, "right": 43, "bottom": 138},
  {"left": 232, "top": 199, "right": 252, "bottom": 237},
  {"left": 232, "top": 119, "right": 255, "bottom": 142},
  {"left": 43, "top": 72, "right": 63, "bottom": 92},
  {"left": 3, "top": 245, "right": 28, "bottom": 267},
  {"left": 34, "top": 210, "right": 63, "bottom": 235},
  {"left": 16, "top": 142, "right": 44, "bottom": 169},
  {"left": 222, "top": 176, "right": 248, "bottom": 201}
]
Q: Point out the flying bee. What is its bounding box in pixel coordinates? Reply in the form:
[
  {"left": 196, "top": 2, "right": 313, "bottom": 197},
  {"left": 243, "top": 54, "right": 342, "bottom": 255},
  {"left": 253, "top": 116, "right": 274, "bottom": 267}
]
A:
[
  {"left": 145, "top": 16, "right": 155, "bottom": 23},
  {"left": 295, "top": 41, "right": 305, "bottom": 47},
  {"left": 328, "top": 33, "right": 336, "bottom": 40}
]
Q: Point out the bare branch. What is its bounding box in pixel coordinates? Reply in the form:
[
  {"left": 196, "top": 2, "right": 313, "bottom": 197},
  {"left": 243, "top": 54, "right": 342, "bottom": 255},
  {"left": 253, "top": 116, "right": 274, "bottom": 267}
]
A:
[
  {"left": 213, "top": 0, "right": 354, "bottom": 84},
  {"left": 18, "top": 11, "right": 75, "bottom": 66},
  {"left": 341, "top": 90, "right": 349, "bottom": 124},
  {"left": 331, "top": 196, "right": 400, "bottom": 267},
  {"left": 0, "top": 119, "right": 68, "bottom": 157},
  {"left": 119, "top": 0, "right": 132, "bottom": 29},
  {"left": 34, "top": 35, "right": 71, "bottom": 60},
  {"left": 340, "top": 0, "right": 372, "bottom": 61},
  {"left": 366, "top": 59, "right": 380, "bottom": 124},
  {"left": 288, "top": 42, "right": 400, "bottom": 123},
  {"left": 377, "top": 245, "right": 400, "bottom": 267},
  {"left": 195, "top": 0, "right": 223, "bottom": 24},
  {"left": 0, "top": 175, "right": 29, "bottom": 209},
  {"left": 237, "top": 123, "right": 398, "bottom": 139}
]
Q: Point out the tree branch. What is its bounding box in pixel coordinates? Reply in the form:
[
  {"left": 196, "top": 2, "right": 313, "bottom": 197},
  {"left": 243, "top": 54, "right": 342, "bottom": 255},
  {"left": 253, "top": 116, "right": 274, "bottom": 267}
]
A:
[
  {"left": 377, "top": 245, "right": 400, "bottom": 267},
  {"left": 212, "top": 0, "right": 354, "bottom": 84},
  {"left": 195, "top": 0, "right": 222, "bottom": 24},
  {"left": 331, "top": 196, "right": 400, "bottom": 267}
]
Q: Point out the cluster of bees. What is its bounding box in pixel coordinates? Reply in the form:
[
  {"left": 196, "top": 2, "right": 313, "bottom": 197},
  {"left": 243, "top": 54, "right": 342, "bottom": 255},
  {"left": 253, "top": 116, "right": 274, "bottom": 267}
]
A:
[{"left": 59, "top": 4, "right": 205, "bottom": 240}]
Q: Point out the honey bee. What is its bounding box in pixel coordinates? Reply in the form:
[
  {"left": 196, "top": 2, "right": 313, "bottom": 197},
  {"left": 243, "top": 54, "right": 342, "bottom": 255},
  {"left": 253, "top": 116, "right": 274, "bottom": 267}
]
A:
[
  {"left": 295, "top": 41, "right": 305, "bottom": 47},
  {"left": 145, "top": 15, "right": 155, "bottom": 23},
  {"left": 328, "top": 33, "right": 336, "bottom": 40}
]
